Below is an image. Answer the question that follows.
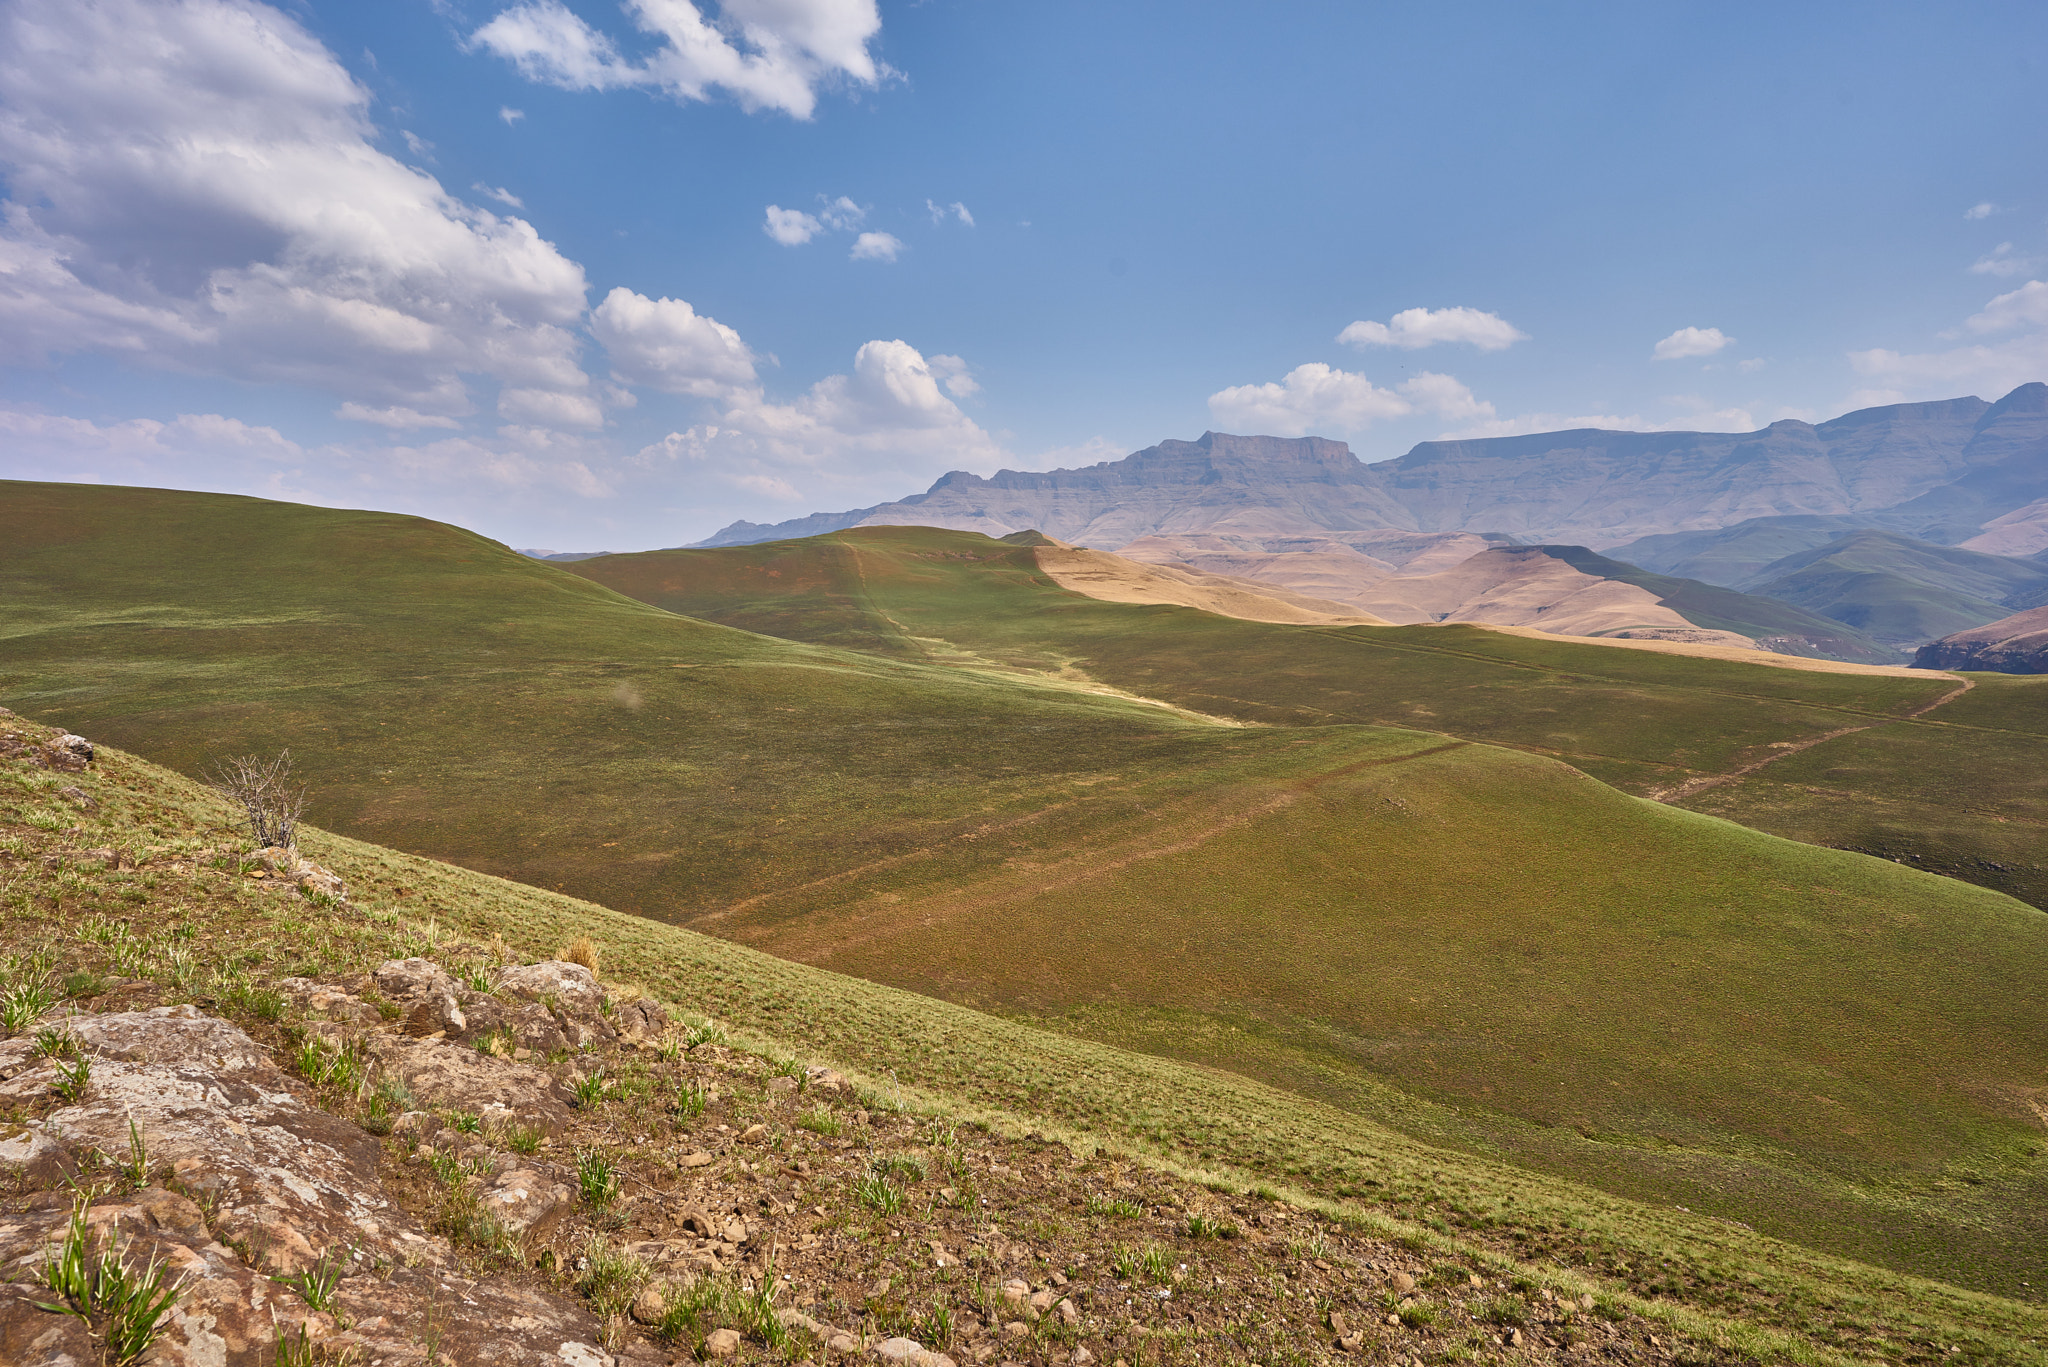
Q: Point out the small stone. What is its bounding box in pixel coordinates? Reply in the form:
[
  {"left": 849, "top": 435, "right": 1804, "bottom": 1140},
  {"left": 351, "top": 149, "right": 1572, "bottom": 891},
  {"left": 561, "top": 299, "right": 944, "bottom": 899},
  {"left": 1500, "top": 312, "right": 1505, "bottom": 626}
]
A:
[
  {"left": 1391, "top": 1272, "right": 1417, "bottom": 1295},
  {"left": 631, "top": 1281, "right": 671, "bottom": 1323},
  {"left": 1327, "top": 1311, "right": 1349, "bottom": 1336},
  {"left": 1027, "top": 1289, "right": 1055, "bottom": 1318},
  {"left": 1579, "top": 1293, "right": 1596, "bottom": 1310},
  {"left": 1337, "top": 1333, "right": 1362, "bottom": 1353},
  {"left": 680, "top": 1150, "right": 714, "bottom": 1168},
  {"left": 706, "top": 1328, "right": 742, "bottom": 1358},
  {"left": 1056, "top": 1297, "right": 1078, "bottom": 1328},
  {"left": 999, "top": 1280, "right": 1029, "bottom": 1308},
  {"left": 1509, "top": 1329, "right": 1524, "bottom": 1348},
  {"left": 1070, "top": 1350, "right": 1093, "bottom": 1367},
  {"left": 742, "top": 1123, "right": 767, "bottom": 1142},
  {"left": 1001, "top": 1322, "right": 1029, "bottom": 1341},
  {"left": 1468, "top": 1274, "right": 1483, "bottom": 1289},
  {"left": 767, "top": 1075, "right": 799, "bottom": 1094},
  {"left": 828, "top": 1332, "right": 862, "bottom": 1355}
]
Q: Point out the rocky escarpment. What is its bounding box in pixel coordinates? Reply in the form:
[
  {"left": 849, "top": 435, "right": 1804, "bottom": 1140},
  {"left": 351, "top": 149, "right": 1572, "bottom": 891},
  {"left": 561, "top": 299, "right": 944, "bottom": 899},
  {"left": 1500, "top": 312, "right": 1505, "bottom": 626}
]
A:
[
  {"left": 1913, "top": 604, "right": 2048, "bottom": 673},
  {"left": 693, "top": 386, "right": 2048, "bottom": 552}
]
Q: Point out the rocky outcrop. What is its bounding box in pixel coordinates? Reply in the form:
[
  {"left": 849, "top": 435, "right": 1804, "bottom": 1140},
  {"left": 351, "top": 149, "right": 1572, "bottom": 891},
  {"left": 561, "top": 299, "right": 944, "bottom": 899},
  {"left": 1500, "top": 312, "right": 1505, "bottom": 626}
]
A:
[
  {"left": 0, "top": 999, "right": 614, "bottom": 1366},
  {"left": 1913, "top": 604, "right": 2048, "bottom": 673}
]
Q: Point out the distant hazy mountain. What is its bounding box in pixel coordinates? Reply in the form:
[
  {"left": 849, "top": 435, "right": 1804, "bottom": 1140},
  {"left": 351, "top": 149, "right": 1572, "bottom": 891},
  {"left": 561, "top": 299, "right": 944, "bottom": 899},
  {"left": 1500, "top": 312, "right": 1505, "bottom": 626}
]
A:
[
  {"left": 1914, "top": 604, "right": 2048, "bottom": 673},
  {"left": 1737, "top": 530, "right": 2048, "bottom": 647},
  {"left": 698, "top": 384, "right": 2048, "bottom": 553}
]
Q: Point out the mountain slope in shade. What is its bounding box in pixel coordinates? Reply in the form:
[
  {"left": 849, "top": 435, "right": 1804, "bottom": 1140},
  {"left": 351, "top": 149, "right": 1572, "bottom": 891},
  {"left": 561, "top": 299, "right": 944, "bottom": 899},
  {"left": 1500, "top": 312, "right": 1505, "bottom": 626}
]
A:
[
  {"left": 1913, "top": 604, "right": 2048, "bottom": 673},
  {"left": 1604, "top": 514, "right": 1885, "bottom": 584},
  {"left": 1739, "top": 530, "right": 2048, "bottom": 647}
]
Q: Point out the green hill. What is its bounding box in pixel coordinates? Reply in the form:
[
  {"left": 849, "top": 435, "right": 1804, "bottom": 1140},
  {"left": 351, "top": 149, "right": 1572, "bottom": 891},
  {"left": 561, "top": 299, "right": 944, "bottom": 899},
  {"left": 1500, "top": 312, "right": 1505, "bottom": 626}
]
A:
[
  {"left": 5, "top": 712, "right": 2048, "bottom": 1362},
  {"left": 1525, "top": 544, "right": 1899, "bottom": 661},
  {"left": 1738, "top": 530, "right": 2048, "bottom": 647},
  {"left": 7, "top": 482, "right": 2048, "bottom": 1300},
  {"left": 567, "top": 524, "right": 2048, "bottom": 912}
]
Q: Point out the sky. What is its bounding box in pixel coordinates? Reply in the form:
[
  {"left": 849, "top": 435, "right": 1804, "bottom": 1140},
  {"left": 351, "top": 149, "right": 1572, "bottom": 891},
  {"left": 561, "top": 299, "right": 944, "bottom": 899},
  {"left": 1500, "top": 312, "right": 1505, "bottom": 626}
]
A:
[{"left": 1, "top": 0, "right": 2045, "bottom": 551}]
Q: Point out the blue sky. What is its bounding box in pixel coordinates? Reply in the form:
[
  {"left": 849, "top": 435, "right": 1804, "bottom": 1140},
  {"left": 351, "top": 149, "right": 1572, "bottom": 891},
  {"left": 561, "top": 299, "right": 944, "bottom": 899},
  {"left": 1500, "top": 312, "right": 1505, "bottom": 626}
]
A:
[{"left": 1, "top": 0, "right": 2044, "bottom": 549}]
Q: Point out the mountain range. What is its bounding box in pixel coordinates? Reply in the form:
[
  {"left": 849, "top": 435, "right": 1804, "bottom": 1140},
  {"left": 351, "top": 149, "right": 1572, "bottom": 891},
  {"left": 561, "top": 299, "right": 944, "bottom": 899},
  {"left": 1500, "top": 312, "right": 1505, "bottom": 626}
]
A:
[{"left": 690, "top": 382, "right": 2048, "bottom": 660}]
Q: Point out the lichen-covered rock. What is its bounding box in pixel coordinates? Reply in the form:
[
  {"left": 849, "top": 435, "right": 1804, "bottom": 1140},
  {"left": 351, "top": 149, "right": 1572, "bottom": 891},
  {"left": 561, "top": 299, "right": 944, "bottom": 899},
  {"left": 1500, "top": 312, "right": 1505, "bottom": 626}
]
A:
[
  {"left": 497, "top": 961, "right": 606, "bottom": 1016},
  {"left": 369, "top": 1035, "right": 576, "bottom": 1135},
  {"left": 479, "top": 1166, "right": 576, "bottom": 1237},
  {"left": 254, "top": 845, "right": 348, "bottom": 902}
]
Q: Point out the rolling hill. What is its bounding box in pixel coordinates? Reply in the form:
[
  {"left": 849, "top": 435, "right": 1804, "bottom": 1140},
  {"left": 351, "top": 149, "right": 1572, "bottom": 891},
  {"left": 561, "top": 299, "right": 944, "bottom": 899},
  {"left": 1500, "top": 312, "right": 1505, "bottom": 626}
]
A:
[
  {"left": 6, "top": 480, "right": 2048, "bottom": 1299},
  {"left": 8, "top": 714, "right": 2048, "bottom": 1361},
  {"left": 1739, "top": 530, "right": 2048, "bottom": 647}
]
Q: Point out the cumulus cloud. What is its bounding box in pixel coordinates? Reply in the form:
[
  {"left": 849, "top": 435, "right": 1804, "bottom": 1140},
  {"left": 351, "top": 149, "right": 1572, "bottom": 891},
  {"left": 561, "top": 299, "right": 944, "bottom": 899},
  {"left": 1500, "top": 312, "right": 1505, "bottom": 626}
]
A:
[
  {"left": 1965, "top": 202, "right": 1997, "bottom": 220},
  {"left": 632, "top": 338, "right": 999, "bottom": 500},
  {"left": 764, "top": 205, "right": 821, "bottom": 245},
  {"left": 590, "top": 287, "right": 756, "bottom": 399},
  {"left": 0, "top": 403, "right": 612, "bottom": 505},
  {"left": 850, "top": 231, "right": 903, "bottom": 262},
  {"left": 1336, "top": 306, "right": 1527, "bottom": 352},
  {"left": 0, "top": 0, "right": 599, "bottom": 429},
  {"left": 474, "top": 183, "right": 525, "bottom": 209},
  {"left": 1848, "top": 279, "right": 2048, "bottom": 401},
  {"left": 926, "top": 354, "right": 978, "bottom": 398},
  {"left": 1651, "top": 327, "right": 1734, "bottom": 360},
  {"left": 337, "top": 402, "right": 463, "bottom": 430},
  {"left": 1207, "top": 364, "right": 1493, "bottom": 436},
  {"left": 500, "top": 105, "right": 526, "bottom": 123},
  {"left": 470, "top": 0, "right": 884, "bottom": 121},
  {"left": 1969, "top": 242, "right": 2041, "bottom": 278},
  {"left": 926, "top": 199, "right": 973, "bottom": 227},
  {"left": 819, "top": 196, "right": 865, "bottom": 231}
]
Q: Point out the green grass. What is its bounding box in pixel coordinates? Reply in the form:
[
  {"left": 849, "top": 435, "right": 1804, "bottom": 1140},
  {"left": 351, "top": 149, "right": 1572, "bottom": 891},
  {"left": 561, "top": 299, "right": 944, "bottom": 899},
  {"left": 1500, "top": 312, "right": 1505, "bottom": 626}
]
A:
[
  {"left": 3, "top": 733, "right": 2047, "bottom": 1362},
  {"left": 8, "top": 486, "right": 2048, "bottom": 1305},
  {"left": 567, "top": 523, "right": 2048, "bottom": 911}
]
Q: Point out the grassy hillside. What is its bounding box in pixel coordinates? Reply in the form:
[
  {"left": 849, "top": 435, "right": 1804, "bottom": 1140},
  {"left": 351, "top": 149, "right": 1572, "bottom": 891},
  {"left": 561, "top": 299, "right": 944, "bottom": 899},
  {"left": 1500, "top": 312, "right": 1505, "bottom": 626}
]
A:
[
  {"left": 5, "top": 718, "right": 2047, "bottom": 1362},
  {"left": 566, "top": 525, "right": 2048, "bottom": 909},
  {"left": 1738, "top": 531, "right": 2048, "bottom": 646},
  {"left": 8, "top": 484, "right": 2048, "bottom": 1300},
  {"left": 1605, "top": 515, "right": 1876, "bottom": 585},
  {"left": 1526, "top": 545, "right": 1898, "bottom": 661}
]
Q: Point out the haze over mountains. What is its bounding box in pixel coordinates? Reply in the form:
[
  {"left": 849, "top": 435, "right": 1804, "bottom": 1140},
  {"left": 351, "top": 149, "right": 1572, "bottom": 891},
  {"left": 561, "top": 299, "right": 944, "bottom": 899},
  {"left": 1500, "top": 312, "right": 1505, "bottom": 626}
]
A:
[{"left": 688, "top": 383, "right": 2048, "bottom": 661}]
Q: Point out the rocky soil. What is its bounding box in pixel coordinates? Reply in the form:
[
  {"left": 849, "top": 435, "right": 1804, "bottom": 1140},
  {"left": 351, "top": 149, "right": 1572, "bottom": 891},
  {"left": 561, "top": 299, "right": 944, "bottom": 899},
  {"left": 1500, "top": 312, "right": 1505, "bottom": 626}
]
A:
[
  {"left": 0, "top": 952, "right": 1730, "bottom": 1367},
  {"left": 0, "top": 709, "right": 1742, "bottom": 1366}
]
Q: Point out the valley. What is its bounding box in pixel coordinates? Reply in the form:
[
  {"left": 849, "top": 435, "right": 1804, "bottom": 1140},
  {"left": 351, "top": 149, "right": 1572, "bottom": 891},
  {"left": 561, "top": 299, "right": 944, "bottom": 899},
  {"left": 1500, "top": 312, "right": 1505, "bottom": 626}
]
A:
[{"left": 6, "top": 480, "right": 2048, "bottom": 1310}]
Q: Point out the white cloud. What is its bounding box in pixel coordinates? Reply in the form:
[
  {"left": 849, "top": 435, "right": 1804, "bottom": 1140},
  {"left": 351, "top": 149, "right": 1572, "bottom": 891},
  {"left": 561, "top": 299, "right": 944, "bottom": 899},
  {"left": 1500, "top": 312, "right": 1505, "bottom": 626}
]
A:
[
  {"left": 1737, "top": 357, "right": 1768, "bottom": 373},
  {"left": 926, "top": 199, "right": 973, "bottom": 227},
  {"left": 818, "top": 196, "right": 865, "bottom": 231},
  {"left": 470, "top": 0, "right": 884, "bottom": 121},
  {"left": 1848, "top": 279, "right": 2048, "bottom": 401},
  {"left": 589, "top": 287, "right": 756, "bottom": 399},
  {"left": 0, "top": 0, "right": 599, "bottom": 429},
  {"left": 926, "top": 353, "right": 978, "bottom": 398},
  {"left": 0, "top": 403, "right": 612, "bottom": 504},
  {"left": 500, "top": 105, "right": 526, "bottom": 123},
  {"left": 632, "top": 338, "right": 1000, "bottom": 499},
  {"left": 337, "top": 402, "right": 463, "bottom": 430},
  {"left": 474, "top": 182, "right": 525, "bottom": 209},
  {"left": 1966, "top": 279, "right": 2048, "bottom": 333},
  {"left": 402, "top": 130, "right": 434, "bottom": 159},
  {"left": 1651, "top": 326, "right": 1734, "bottom": 360},
  {"left": 764, "top": 204, "right": 822, "bottom": 245},
  {"left": 850, "top": 231, "right": 903, "bottom": 262},
  {"left": 1207, "top": 364, "right": 1493, "bottom": 436},
  {"left": 1969, "top": 242, "right": 2042, "bottom": 278},
  {"left": 1337, "top": 306, "right": 1527, "bottom": 352},
  {"left": 1965, "top": 202, "right": 1997, "bottom": 220}
]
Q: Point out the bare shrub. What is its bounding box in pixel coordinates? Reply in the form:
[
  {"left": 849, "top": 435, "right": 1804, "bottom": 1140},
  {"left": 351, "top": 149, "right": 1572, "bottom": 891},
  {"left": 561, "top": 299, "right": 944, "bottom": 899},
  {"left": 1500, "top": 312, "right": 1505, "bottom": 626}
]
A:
[{"left": 208, "top": 751, "right": 308, "bottom": 849}]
